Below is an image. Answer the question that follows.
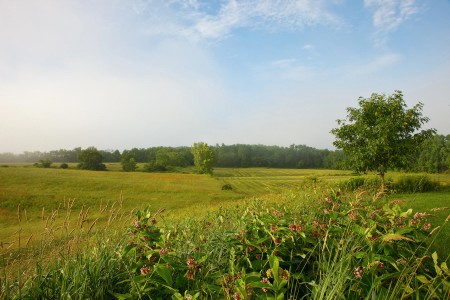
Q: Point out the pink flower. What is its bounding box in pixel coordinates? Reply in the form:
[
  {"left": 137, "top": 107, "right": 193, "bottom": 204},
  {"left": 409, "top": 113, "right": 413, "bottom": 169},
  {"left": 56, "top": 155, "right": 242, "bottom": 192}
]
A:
[
  {"left": 187, "top": 256, "right": 196, "bottom": 269},
  {"left": 159, "top": 248, "right": 167, "bottom": 256},
  {"left": 423, "top": 223, "right": 431, "bottom": 230},
  {"left": 270, "top": 224, "right": 277, "bottom": 233},
  {"left": 140, "top": 266, "right": 151, "bottom": 275},
  {"left": 354, "top": 266, "right": 363, "bottom": 279}
]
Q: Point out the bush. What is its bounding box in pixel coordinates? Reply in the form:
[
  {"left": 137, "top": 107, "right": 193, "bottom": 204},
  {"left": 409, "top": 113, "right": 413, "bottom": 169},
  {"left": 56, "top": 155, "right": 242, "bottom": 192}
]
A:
[
  {"left": 222, "top": 183, "right": 233, "bottom": 190},
  {"left": 119, "top": 193, "right": 449, "bottom": 299},
  {"left": 143, "top": 161, "right": 168, "bottom": 172},
  {"left": 34, "top": 159, "right": 52, "bottom": 168},
  {"left": 392, "top": 175, "right": 440, "bottom": 193},
  {"left": 60, "top": 163, "right": 69, "bottom": 169}
]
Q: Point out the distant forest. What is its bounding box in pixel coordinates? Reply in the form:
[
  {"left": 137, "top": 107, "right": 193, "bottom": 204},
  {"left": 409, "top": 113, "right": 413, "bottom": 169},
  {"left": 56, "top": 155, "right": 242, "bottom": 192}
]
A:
[{"left": 1, "top": 134, "right": 449, "bottom": 173}]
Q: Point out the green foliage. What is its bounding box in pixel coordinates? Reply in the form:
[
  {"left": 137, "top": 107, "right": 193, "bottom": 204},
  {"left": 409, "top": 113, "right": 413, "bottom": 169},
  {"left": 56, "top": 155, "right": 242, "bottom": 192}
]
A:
[
  {"left": 59, "top": 163, "right": 69, "bottom": 169},
  {"left": 391, "top": 175, "right": 441, "bottom": 193},
  {"left": 413, "top": 134, "right": 450, "bottom": 173},
  {"left": 120, "top": 193, "right": 449, "bottom": 299},
  {"left": 121, "top": 152, "right": 137, "bottom": 172},
  {"left": 222, "top": 183, "right": 233, "bottom": 190},
  {"left": 338, "top": 176, "right": 385, "bottom": 192},
  {"left": 77, "top": 147, "right": 106, "bottom": 171},
  {"left": 143, "top": 161, "right": 168, "bottom": 172},
  {"left": 191, "top": 142, "right": 214, "bottom": 175},
  {"left": 34, "top": 159, "right": 52, "bottom": 168},
  {"left": 331, "top": 90, "right": 435, "bottom": 189}
]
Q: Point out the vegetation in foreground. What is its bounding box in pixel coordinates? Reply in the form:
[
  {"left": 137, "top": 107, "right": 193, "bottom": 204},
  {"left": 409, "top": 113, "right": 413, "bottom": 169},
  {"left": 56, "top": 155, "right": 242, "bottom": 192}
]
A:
[{"left": 1, "top": 189, "right": 449, "bottom": 299}]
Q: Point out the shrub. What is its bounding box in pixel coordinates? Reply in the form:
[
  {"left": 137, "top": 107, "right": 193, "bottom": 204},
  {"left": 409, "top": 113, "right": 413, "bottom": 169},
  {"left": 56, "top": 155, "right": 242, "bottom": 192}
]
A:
[
  {"left": 34, "top": 159, "right": 52, "bottom": 168},
  {"left": 392, "top": 175, "right": 440, "bottom": 193},
  {"left": 119, "top": 193, "right": 450, "bottom": 299},
  {"left": 60, "top": 163, "right": 69, "bottom": 169},
  {"left": 222, "top": 183, "right": 233, "bottom": 190},
  {"left": 143, "top": 161, "right": 168, "bottom": 172}
]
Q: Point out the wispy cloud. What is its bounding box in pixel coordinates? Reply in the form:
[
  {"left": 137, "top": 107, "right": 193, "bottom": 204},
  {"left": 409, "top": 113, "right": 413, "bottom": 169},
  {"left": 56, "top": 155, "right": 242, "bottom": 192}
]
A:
[
  {"left": 136, "top": 0, "right": 342, "bottom": 41},
  {"left": 364, "top": 0, "right": 421, "bottom": 47}
]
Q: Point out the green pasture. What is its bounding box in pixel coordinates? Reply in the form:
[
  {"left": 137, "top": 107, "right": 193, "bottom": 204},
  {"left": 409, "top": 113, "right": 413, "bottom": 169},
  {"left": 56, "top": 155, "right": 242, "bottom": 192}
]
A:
[{"left": 0, "top": 165, "right": 449, "bottom": 253}]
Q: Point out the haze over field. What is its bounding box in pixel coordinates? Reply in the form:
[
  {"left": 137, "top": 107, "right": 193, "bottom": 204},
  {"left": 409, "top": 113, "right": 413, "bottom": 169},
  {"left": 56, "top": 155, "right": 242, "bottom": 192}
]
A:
[{"left": 1, "top": 0, "right": 449, "bottom": 153}]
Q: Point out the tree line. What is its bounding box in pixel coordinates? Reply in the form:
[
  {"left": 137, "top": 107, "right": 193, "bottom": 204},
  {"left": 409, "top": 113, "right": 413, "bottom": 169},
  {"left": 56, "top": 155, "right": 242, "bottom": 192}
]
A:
[{"left": 0, "top": 136, "right": 448, "bottom": 173}]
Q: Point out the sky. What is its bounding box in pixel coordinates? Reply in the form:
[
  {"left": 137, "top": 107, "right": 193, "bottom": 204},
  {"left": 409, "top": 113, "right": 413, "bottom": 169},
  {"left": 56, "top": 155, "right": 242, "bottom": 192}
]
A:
[{"left": 1, "top": 0, "right": 449, "bottom": 153}]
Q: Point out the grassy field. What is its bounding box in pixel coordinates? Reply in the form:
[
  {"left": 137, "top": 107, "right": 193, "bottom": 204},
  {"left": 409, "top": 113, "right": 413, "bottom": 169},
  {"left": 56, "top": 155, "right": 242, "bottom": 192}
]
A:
[{"left": 1, "top": 165, "right": 448, "bottom": 247}]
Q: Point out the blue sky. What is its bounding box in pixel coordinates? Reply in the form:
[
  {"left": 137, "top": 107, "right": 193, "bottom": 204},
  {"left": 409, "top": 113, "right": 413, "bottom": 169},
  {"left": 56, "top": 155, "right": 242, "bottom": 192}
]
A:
[{"left": 1, "top": 0, "right": 449, "bottom": 153}]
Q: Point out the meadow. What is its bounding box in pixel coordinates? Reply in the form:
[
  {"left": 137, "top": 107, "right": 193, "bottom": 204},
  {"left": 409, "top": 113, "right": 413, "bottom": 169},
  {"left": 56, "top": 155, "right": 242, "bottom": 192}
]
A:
[{"left": 0, "top": 165, "right": 449, "bottom": 299}]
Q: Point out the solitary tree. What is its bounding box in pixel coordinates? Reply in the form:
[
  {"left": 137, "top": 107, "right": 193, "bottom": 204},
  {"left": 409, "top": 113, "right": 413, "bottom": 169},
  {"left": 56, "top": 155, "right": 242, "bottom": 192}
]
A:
[
  {"left": 331, "top": 90, "right": 435, "bottom": 192},
  {"left": 78, "top": 147, "right": 106, "bottom": 171},
  {"left": 191, "top": 142, "right": 215, "bottom": 175},
  {"left": 121, "top": 151, "right": 137, "bottom": 172}
]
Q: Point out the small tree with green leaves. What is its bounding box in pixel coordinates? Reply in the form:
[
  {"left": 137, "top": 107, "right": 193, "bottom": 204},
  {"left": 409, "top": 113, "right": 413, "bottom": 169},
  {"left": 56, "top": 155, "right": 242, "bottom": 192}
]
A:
[
  {"left": 121, "top": 152, "right": 137, "bottom": 172},
  {"left": 77, "top": 147, "right": 106, "bottom": 171},
  {"left": 191, "top": 142, "right": 214, "bottom": 175},
  {"left": 331, "top": 90, "right": 435, "bottom": 192}
]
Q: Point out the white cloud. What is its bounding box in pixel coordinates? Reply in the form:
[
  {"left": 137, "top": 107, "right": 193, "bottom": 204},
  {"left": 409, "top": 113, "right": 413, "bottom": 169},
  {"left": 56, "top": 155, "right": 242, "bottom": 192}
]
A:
[
  {"left": 135, "top": 0, "right": 342, "bottom": 41},
  {"left": 364, "top": 0, "right": 421, "bottom": 47}
]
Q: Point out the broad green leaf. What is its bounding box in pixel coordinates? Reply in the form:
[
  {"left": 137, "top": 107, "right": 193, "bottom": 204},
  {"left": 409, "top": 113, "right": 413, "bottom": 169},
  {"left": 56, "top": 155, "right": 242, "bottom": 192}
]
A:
[
  {"left": 416, "top": 275, "right": 430, "bottom": 284},
  {"left": 155, "top": 264, "right": 173, "bottom": 286}
]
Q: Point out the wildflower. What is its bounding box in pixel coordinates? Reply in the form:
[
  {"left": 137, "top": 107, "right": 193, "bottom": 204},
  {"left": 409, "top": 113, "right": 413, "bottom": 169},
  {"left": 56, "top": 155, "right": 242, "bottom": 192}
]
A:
[
  {"left": 266, "top": 269, "right": 272, "bottom": 278},
  {"left": 151, "top": 218, "right": 157, "bottom": 225},
  {"left": 324, "top": 208, "right": 330, "bottom": 214},
  {"left": 410, "top": 219, "right": 418, "bottom": 226},
  {"left": 194, "top": 246, "right": 200, "bottom": 252},
  {"left": 273, "top": 210, "right": 280, "bottom": 217},
  {"left": 274, "top": 238, "right": 281, "bottom": 245},
  {"left": 159, "top": 248, "right": 167, "bottom": 256},
  {"left": 187, "top": 256, "right": 196, "bottom": 269},
  {"left": 280, "top": 270, "right": 289, "bottom": 280},
  {"left": 374, "top": 261, "right": 385, "bottom": 269},
  {"left": 140, "top": 266, "right": 151, "bottom": 276},
  {"left": 246, "top": 284, "right": 252, "bottom": 297},
  {"left": 333, "top": 203, "right": 340, "bottom": 211},
  {"left": 354, "top": 266, "right": 363, "bottom": 279},
  {"left": 289, "top": 224, "right": 296, "bottom": 232},
  {"left": 185, "top": 296, "right": 192, "bottom": 300},
  {"left": 313, "top": 220, "right": 319, "bottom": 227},
  {"left": 233, "top": 293, "right": 241, "bottom": 300},
  {"left": 133, "top": 220, "right": 141, "bottom": 228},
  {"left": 261, "top": 277, "right": 269, "bottom": 283},
  {"left": 423, "top": 223, "right": 431, "bottom": 230},
  {"left": 348, "top": 212, "right": 358, "bottom": 220},
  {"left": 414, "top": 212, "right": 425, "bottom": 219},
  {"left": 186, "top": 270, "right": 194, "bottom": 281},
  {"left": 325, "top": 197, "right": 332, "bottom": 204},
  {"left": 270, "top": 224, "right": 277, "bottom": 233}
]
